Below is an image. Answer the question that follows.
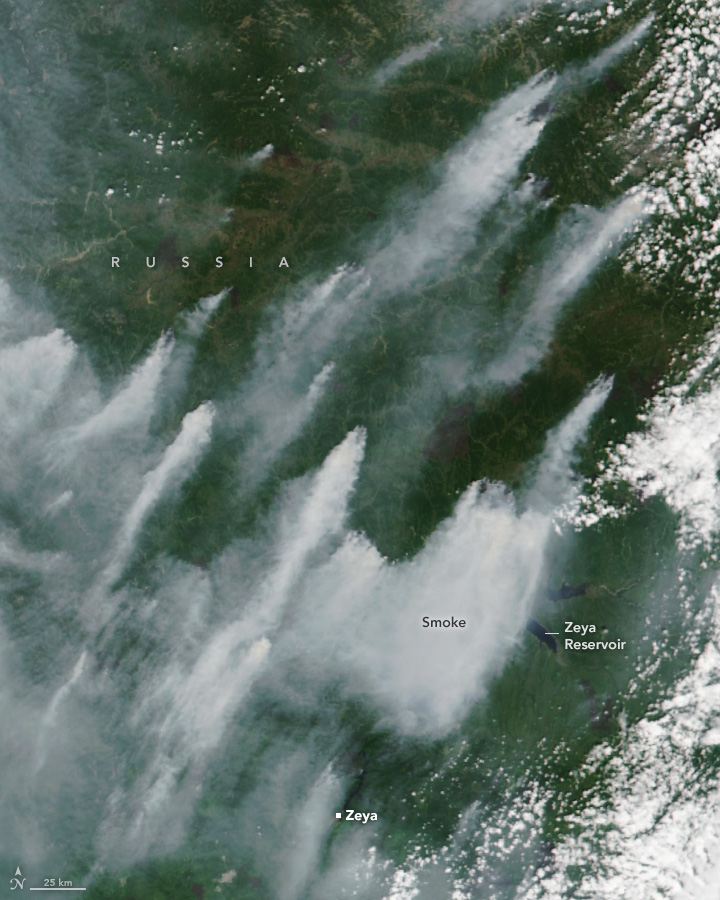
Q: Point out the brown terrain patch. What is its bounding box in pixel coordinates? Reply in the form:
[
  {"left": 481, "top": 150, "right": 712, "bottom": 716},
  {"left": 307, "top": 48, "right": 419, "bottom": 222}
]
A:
[{"left": 424, "top": 402, "right": 474, "bottom": 462}]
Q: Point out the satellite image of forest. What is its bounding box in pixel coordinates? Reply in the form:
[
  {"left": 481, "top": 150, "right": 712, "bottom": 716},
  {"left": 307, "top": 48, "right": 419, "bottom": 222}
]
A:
[{"left": 2, "top": 0, "right": 720, "bottom": 897}]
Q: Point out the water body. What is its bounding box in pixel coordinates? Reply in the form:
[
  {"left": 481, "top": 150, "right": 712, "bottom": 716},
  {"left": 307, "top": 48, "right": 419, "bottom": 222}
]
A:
[{"left": 2, "top": 1, "right": 720, "bottom": 898}]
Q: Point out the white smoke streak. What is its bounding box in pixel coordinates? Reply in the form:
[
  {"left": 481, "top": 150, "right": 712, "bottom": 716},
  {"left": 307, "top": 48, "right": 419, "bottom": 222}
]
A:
[
  {"left": 0, "top": 533, "right": 65, "bottom": 572},
  {"left": 0, "top": 18, "right": 661, "bottom": 879},
  {"left": 573, "top": 15, "right": 655, "bottom": 85},
  {"left": 45, "top": 651, "right": 88, "bottom": 725},
  {"left": 232, "top": 75, "right": 556, "bottom": 480},
  {"left": 232, "top": 25, "right": 646, "bottom": 481},
  {"left": 241, "top": 361, "right": 336, "bottom": 482},
  {"left": 70, "top": 332, "right": 175, "bottom": 444},
  {"left": 485, "top": 194, "right": 646, "bottom": 386},
  {"left": 374, "top": 39, "right": 443, "bottom": 84},
  {"left": 34, "top": 651, "right": 88, "bottom": 772},
  {"left": 44, "top": 490, "right": 73, "bottom": 515},
  {"left": 276, "top": 765, "right": 344, "bottom": 900},
  {"left": 249, "top": 143, "right": 274, "bottom": 165},
  {"left": 172, "top": 426, "right": 364, "bottom": 736},
  {"left": 287, "top": 380, "right": 610, "bottom": 735},
  {"left": 90, "top": 401, "right": 216, "bottom": 602},
  {"left": 99, "top": 427, "right": 366, "bottom": 862},
  {"left": 0, "top": 328, "right": 77, "bottom": 437},
  {"left": 181, "top": 288, "right": 228, "bottom": 337},
  {"left": 361, "top": 190, "right": 637, "bottom": 506},
  {"left": 448, "top": 0, "right": 530, "bottom": 26},
  {"left": 369, "top": 74, "right": 556, "bottom": 293},
  {"left": 266, "top": 22, "right": 653, "bottom": 414},
  {"left": 232, "top": 266, "right": 367, "bottom": 487},
  {"left": 530, "top": 376, "right": 614, "bottom": 508},
  {"left": 109, "top": 383, "right": 608, "bottom": 870}
]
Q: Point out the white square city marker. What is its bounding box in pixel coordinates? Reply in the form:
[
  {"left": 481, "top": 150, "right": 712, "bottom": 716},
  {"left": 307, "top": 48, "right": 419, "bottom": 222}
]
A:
[{"left": 336, "top": 812, "right": 342, "bottom": 819}]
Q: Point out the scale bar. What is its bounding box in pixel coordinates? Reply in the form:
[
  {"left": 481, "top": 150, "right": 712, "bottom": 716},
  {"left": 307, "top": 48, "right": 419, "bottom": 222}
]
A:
[{"left": 29, "top": 889, "right": 86, "bottom": 892}]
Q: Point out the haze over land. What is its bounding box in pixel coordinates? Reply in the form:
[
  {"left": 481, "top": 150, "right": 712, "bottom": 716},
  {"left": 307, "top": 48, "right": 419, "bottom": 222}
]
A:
[{"left": 2, "top": 0, "right": 720, "bottom": 898}]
